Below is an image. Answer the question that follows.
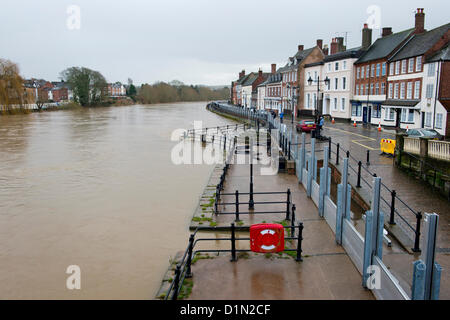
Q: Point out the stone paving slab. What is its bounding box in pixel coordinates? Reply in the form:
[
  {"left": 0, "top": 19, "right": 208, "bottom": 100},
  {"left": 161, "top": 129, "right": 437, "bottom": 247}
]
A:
[{"left": 188, "top": 253, "right": 374, "bottom": 300}]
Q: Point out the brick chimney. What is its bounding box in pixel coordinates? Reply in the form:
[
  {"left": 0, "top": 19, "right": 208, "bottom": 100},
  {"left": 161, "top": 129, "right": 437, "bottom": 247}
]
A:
[
  {"left": 362, "top": 23, "right": 372, "bottom": 50},
  {"left": 271, "top": 63, "right": 277, "bottom": 74},
  {"left": 415, "top": 8, "right": 425, "bottom": 34},
  {"left": 323, "top": 44, "right": 329, "bottom": 56},
  {"left": 330, "top": 38, "right": 339, "bottom": 55},
  {"left": 258, "top": 69, "right": 262, "bottom": 78},
  {"left": 298, "top": 45, "right": 304, "bottom": 52},
  {"left": 382, "top": 27, "right": 393, "bottom": 37},
  {"left": 336, "top": 37, "right": 345, "bottom": 52},
  {"left": 241, "top": 70, "right": 245, "bottom": 78},
  {"left": 316, "top": 39, "right": 323, "bottom": 50}
]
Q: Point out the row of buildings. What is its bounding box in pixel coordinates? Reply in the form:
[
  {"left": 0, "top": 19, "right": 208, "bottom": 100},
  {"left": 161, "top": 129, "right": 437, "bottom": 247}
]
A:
[
  {"left": 22, "top": 79, "right": 127, "bottom": 104},
  {"left": 230, "top": 9, "right": 450, "bottom": 137}
]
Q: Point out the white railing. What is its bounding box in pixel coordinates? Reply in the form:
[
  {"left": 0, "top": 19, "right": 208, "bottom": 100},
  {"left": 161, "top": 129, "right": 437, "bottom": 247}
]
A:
[
  {"left": 428, "top": 140, "right": 450, "bottom": 162},
  {"left": 403, "top": 137, "right": 420, "bottom": 155}
]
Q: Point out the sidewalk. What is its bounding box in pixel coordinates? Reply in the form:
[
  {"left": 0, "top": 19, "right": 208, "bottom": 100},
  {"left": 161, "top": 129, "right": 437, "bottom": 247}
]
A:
[{"left": 185, "top": 134, "right": 374, "bottom": 300}]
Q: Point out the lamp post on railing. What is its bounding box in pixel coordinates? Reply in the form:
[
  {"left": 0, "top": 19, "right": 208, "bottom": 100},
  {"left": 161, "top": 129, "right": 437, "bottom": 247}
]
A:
[{"left": 307, "top": 76, "right": 330, "bottom": 125}]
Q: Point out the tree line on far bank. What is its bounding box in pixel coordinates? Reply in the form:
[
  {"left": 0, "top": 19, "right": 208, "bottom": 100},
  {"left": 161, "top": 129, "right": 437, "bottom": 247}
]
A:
[
  {"left": 136, "top": 82, "right": 229, "bottom": 104},
  {"left": 1, "top": 58, "right": 229, "bottom": 113}
]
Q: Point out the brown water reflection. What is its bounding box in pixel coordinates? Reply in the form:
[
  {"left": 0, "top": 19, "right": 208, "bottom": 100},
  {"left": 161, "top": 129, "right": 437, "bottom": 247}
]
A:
[{"left": 0, "top": 102, "right": 235, "bottom": 299}]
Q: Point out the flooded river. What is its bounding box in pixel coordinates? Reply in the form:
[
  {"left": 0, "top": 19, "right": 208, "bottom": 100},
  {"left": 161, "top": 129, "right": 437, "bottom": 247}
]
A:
[{"left": 0, "top": 102, "right": 235, "bottom": 299}]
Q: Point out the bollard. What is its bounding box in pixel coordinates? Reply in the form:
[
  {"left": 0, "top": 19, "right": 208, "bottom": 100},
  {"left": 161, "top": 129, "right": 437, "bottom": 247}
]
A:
[
  {"left": 389, "top": 190, "right": 396, "bottom": 225},
  {"left": 367, "top": 150, "right": 370, "bottom": 166},
  {"left": 235, "top": 190, "right": 240, "bottom": 222},
  {"left": 413, "top": 212, "right": 422, "bottom": 253},
  {"left": 230, "top": 222, "right": 237, "bottom": 262},
  {"left": 346, "top": 150, "right": 350, "bottom": 158},
  {"left": 172, "top": 265, "right": 181, "bottom": 300},
  {"left": 296, "top": 222, "right": 303, "bottom": 262},
  {"left": 357, "top": 161, "right": 362, "bottom": 188},
  {"left": 285, "top": 189, "right": 291, "bottom": 221},
  {"left": 186, "top": 234, "right": 195, "bottom": 278},
  {"left": 291, "top": 205, "right": 296, "bottom": 238}
]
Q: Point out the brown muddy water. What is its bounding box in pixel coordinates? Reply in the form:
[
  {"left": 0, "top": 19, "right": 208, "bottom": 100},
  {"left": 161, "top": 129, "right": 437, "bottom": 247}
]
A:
[{"left": 0, "top": 102, "right": 236, "bottom": 299}]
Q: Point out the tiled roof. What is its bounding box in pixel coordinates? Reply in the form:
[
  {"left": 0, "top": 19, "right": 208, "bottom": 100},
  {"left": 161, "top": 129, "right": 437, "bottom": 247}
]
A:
[
  {"left": 427, "top": 43, "right": 450, "bottom": 62},
  {"left": 390, "top": 23, "right": 450, "bottom": 62},
  {"left": 439, "top": 99, "right": 450, "bottom": 111},
  {"left": 324, "top": 47, "right": 365, "bottom": 62},
  {"left": 241, "top": 73, "right": 258, "bottom": 86},
  {"left": 295, "top": 47, "right": 315, "bottom": 60},
  {"left": 279, "top": 47, "right": 317, "bottom": 72},
  {"left": 237, "top": 74, "right": 252, "bottom": 85},
  {"left": 356, "top": 28, "right": 414, "bottom": 64}
]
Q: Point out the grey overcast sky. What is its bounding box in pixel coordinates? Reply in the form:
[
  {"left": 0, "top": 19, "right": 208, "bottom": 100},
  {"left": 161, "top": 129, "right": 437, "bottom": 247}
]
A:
[{"left": 1, "top": 0, "right": 449, "bottom": 86}]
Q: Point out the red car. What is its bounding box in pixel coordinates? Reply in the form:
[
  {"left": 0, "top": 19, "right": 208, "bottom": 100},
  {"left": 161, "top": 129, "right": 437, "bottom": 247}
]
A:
[{"left": 296, "top": 120, "right": 316, "bottom": 133}]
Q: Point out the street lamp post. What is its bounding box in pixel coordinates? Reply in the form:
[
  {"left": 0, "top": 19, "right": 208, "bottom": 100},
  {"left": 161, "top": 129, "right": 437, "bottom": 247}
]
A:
[
  {"left": 307, "top": 76, "right": 330, "bottom": 124},
  {"left": 287, "top": 84, "right": 299, "bottom": 125}
]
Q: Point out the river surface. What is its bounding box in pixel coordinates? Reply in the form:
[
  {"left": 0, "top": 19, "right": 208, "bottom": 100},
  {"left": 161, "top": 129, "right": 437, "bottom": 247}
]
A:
[{"left": 0, "top": 102, "right": 235, "bottom": 299}]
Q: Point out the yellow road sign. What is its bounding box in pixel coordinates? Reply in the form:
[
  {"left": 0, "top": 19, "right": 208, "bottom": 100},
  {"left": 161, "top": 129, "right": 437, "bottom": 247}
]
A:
[{"left": 380, "top": 139, "right": 396, "bottom": 155}]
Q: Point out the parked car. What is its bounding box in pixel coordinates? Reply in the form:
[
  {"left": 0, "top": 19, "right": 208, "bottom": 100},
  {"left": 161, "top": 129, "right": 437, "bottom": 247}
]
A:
[
  {"left": 296, "top": 120, "right": 316, "bottom": 133},
  {"left": 406, "top": 128, "right": 443, "bottom": 140}
]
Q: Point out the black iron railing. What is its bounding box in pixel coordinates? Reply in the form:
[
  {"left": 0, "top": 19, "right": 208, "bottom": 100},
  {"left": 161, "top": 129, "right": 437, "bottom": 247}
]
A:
[
  {"left": 165, "top": 221, "right": 304, "bottom": 300},
  {"left": 327, "top": 139, "right": 422, "bottom": 252}
]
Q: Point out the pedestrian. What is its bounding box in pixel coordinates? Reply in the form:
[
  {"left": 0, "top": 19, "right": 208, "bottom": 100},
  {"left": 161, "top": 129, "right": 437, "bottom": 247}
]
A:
[
  {"left": 280, "top": 111, "right": 284, "bottom": 124},
  {"left": 318, "top": 116, "right": 324, "bottom": 137}
]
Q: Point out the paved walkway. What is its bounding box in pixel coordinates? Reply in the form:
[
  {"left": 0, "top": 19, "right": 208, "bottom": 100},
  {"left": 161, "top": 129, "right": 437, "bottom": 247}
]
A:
[{"left": 187, "top": 136, "right": 374, "bottom": 300}]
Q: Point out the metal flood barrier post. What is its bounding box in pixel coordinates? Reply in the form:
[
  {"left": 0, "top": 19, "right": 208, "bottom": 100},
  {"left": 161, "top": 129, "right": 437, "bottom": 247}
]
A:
[
  {"left": 319, "top": 146, "right": 331, "bottom": 217},
  {"left": 411, "top": 213, "right": 442, "bottom": 300},
  {"left": 306, "top": 138, "right": 315, "bottom": 198},
  {"left": 335, "top": 158, "right": 352, "bottom": 245},
  {"left": 362, "top": 177, "right": 384, "bottom": 288},
  {"left": 297, "top": 133, "right": 306, "bottom": 183}
]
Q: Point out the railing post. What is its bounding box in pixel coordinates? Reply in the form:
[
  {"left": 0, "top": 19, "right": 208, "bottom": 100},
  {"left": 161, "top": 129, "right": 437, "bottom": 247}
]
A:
[
  {"left": 296, "top": 222, "right": 303, "bottom": 262},
  {"left": 285, "top": 189, "right": 291, "bottom": 221},
  {"left": 235, "top": 190, "right": 240, "bottom": 222},
  {"left": 288, "top": 141, "right": 291, "bottom": 160},
  {"left": 249, "top": 163, "right": 254, "bottom": 209},
  {"left": 186, "top": 234, "right": 194, "bottom": 278},
  {"left": 291, "top": 205, "right": 296, "bottom": 238},
  {"left": 328, "top": 137, "right": 332, "bottom": 159},
  {"left": 336, "top": 143, "right": 340, "bottom": 165},
  {"left": 172, "top": 265, "right": 181, "bottom": 300},
  {"left": 357, "top": 161, "right": 362, "bottom": 188},
  {"left": 413, "top": 212, "right": 422, "bottom": 252},
  {"left": 389, "top": 190, "right": 396, "bottom": 225},
  {"left": 214, "top": 186, "right": 219, "bottom": 215},
  {"left": 230, "top": 222, "right": 237, "bottom": 262}
]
